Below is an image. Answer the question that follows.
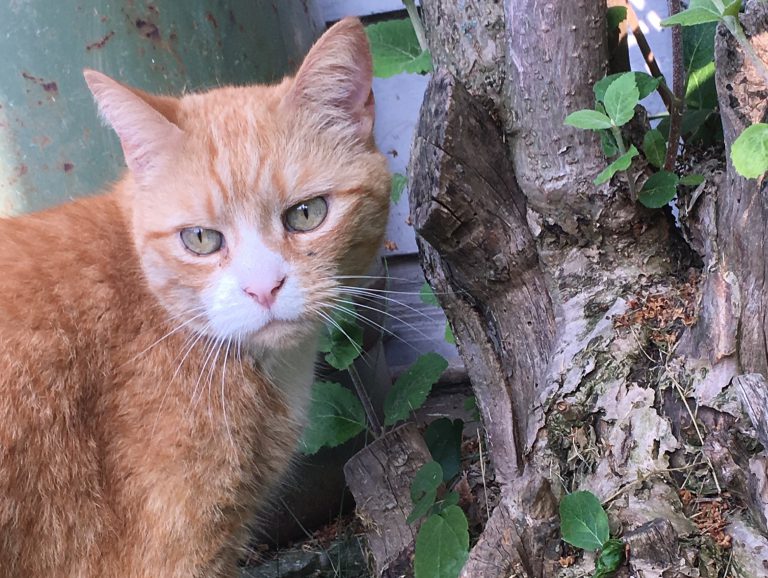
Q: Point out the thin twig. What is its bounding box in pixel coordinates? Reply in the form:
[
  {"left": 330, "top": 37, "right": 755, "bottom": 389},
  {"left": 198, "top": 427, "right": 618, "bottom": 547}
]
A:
[
  {"left": 402, "top": 0, "right": 428, "bottom": 52},
  {"left": 665, "top": 0, "right": 684, "bottom": 172},
  {"left": 348, "top": 363, "right": 383, "bottom": 437},
  {"left": 477, "top": 427, "right": 491, "bottom": 522}
]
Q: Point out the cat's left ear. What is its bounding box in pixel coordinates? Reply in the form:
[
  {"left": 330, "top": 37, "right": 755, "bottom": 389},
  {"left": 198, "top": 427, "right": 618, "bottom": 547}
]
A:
[
  {"left": 84, "top": 70, "right": 183, "bottom": 184},
  {"left": 286, "top": 17, "right": 375, "bottom": 142}
]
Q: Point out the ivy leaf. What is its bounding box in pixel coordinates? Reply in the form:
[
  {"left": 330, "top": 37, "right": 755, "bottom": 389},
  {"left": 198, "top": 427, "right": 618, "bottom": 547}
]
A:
[
  {"left": 683, "top": 21, "right": 716, "bottom": 75},
  {"left": 639, "top": 170, "right": 679, "bottom": 208},
  {"left": 607, "top": 6, "right": 627, "bottom": 30},
  {"left": 593, "top": 538, "right": 626, "bottom": 578},
  {"left": 420, "top": 281, "right": 440, "bottom": 306},
  {"left": 391, "top": 173, "right": 407, "bottom": 203},
  {"left": 560, "top": 491, "right": 610, "bottom": 551},
  {"left": 642, "top": 129, "right": 667, "bottom": 169},
  {"left": 680, "top": 173, "right": 706, "bottom": 186},
  {"left": 384, "top": 353, "right": 449, "bottom": 426},
  {"left": 602, "top": 73, "right": 640, "bottom": 126},
  {"left": 731, "top": 123, "right": 768, "bottom": 178},
  {"left": 299, "top": 381, "right": 367, "bottom": 454},
  {"left": 414, "top": 506, "right": 469, "bottom": 578},
  {"left": 366, "top": 19, "right": 432, "bottom": 78},
  {"left": 564, "top": 109, "right": 614, "bottom": 130},
  {"left": 408, "top": 461, "right": 443, "bottom": 524},
  {"left": 318, "top": 305, "right": 363, "bottom": 370},
  {"left": 594, "top": 72, "right": 659, "bottom": 103},
  {"left": 593, "top": 144, "right": 638, "bottom": 185},
  {"left": 424, "top": 418, "right": 464, "bottom": 482}
]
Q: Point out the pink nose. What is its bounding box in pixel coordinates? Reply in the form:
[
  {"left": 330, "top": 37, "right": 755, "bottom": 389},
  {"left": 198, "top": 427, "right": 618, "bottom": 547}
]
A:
[{"left": 243, "top": 276, "right": 286, "bottom": 308}]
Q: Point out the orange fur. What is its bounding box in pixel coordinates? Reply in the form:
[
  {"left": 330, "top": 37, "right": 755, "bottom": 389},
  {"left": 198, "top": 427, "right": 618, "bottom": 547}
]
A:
[{"left": 0, "top": 18, "right": 389, "bottom": 578}]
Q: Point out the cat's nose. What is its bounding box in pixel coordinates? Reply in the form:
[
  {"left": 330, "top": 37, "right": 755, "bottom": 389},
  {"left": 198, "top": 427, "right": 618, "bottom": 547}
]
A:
[{"left": 243, "top": 276, "right": 286, "bottom": 309}]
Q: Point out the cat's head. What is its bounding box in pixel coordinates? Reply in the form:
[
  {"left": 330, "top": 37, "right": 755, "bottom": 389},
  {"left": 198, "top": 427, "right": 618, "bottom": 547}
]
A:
[{"left": 85, "top": 18, "right": 390, "bottom": 349}]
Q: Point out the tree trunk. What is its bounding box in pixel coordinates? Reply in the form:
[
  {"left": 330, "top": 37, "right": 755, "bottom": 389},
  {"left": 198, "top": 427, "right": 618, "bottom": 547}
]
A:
[{"left": 408, "top": 1, "right": 768, "bottom": 575}]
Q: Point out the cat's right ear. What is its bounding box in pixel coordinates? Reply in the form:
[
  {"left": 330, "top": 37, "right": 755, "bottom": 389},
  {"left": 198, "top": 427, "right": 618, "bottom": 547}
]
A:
[
  {"left": 285, "top": 17, "right": 375, "bottom": 143},
  {"left": 83, "top": 70, "right": 183, "bottom": 183}
]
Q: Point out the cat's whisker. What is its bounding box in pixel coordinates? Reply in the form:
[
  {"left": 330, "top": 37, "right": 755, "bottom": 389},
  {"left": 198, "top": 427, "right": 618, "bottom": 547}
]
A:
[
  {"left": 189, "top": 335, "right": 223, "bottom": 411},
  {"left": 329, "top": 296, "right": 437, "bottom": 345},
  {"left": 313, "top": 309, "right": 375, "bottom": 369},
  {"left": 337, "top": 284, "right": 453, "bottom": 297},
  {"left": 150, "top": 323, "right": 212, "bottom": 437},
  {"left": 221, "top": 336, "right": 236, "bottom": 455},
  {"left": 121, "top": 307, "right": 209, "bottom": 367},
  {"left": 319, "top": 301, "right": 423, "bottom": 355},
  {"left": 337, "top": 286, "right": 443, "bottom": 324}
]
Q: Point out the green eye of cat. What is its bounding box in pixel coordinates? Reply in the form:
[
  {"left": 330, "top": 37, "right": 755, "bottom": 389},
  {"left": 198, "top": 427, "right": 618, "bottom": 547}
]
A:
[
  {"left": 180, "top": 227, "right": 223, "bottom": 255},
  {"left": 284, "top": 197, "right": 328, "bottom": 232}
]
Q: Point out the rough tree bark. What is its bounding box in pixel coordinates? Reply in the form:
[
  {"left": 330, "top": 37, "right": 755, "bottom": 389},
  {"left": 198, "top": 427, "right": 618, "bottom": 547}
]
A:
[{"left": 407, "top": 0, "right": 768, "bottom": 576}]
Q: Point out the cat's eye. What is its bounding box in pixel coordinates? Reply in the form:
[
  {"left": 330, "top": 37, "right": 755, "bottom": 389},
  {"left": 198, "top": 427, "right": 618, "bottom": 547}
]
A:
[
  {"left": 180, "top": 227, "right": 224, "bottom": 255},
  {"left": 284, "top": 197, "right": 328, "bottom": 232}
]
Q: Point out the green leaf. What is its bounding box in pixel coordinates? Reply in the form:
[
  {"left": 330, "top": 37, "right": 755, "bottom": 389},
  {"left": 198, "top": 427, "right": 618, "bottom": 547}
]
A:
[
  {"left": 318, "top": 305, "right": 363, "bottom": 370},
  {"left": 639, "top": 170, "right": 679, "bottom": 208},
  {"left": 391, "top": 173, "right": 407, "bottom": 203},
  {"left": 420, "top": 281, "right": 440, "bottom": 306},
  {"left": 593, "top": 144, "right": 638, "bottom": 185},
  {"left": 680, "top": 173, "right": 706, "bottom": 186},
  {"left": 642, "top": 129, "right": 667, "bottom": 169},
  {"left": 384, "top": 353, "right": 449, "bottom": 426},
  {"left": 594, "top": 72, "right": 659, "bottom": 103},
  {"left": 593, "top": 538, "right": 626, "bottom": 578},
  {"left": 599, "top": 130, "right": 619, "bottom": 157},
  {"left": 414, "top": 506, "right": 469, "bottom": 578},
  {"left": 444, "top": 321, "right": 456, "bottom": 344},
  {"left": 603, "top": 73, "right": 640, "bottom": 126},
  {"left": 662, "top": 7, "right": 722, "bottom": 27},
  {"left": 559, "top": 491, "right": 610, "bottom": 551},
  {"left": 299, "top": 381, "right": 367, "bottom": 454},
  {"left": 439, "top": 491, "right": 460, "bottom": 510},
  {"left": 731, "top": 123, "right": 768, "bottom": 178},
  {"left": 607, "top": 6, "right": 627, "bottom": 30},
  {"left": 723, "top": 0, "right": 742, "bottom": 17},
  {"left": 408, "top": 461, "right": 443, "bottom": 524},
  {"left": 424, "top": 418, "right": 464, "bottom": 482},
  {"left": 683, "top": 21, "right": 717, "bottom": 112},
  {"left": 564, "top": 109, "right": 613, "bottom": 130},
  {"left": 366, "top": 19, "right": 432, "bottom": 78},
  {"left": 683, "top": 22, "right": 716, "bottom": 75}
]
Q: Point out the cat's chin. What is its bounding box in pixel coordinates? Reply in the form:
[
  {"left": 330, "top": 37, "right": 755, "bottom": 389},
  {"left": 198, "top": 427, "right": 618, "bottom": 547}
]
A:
[{"left": 241, "top": 318, "right": 318, "bottom": 352}]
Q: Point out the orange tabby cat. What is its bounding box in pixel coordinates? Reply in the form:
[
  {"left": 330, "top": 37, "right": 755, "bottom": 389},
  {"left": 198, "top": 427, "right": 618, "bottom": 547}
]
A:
[{"left": 0, "top": 17, "right": 389, "bottom": 578}]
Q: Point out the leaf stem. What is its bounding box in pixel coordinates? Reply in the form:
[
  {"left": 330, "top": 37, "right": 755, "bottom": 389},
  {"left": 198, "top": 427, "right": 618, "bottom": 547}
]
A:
[
  {"left": 403, "top": 0, "right": 429, "bottom": 52},
  {"left": 724, "top": 15, "right": 768, "bottom": 88},
  {"left": 665, "top": 0, "right": 684, "bottom": 172},
  {"left": 348, "top": 363, "right": 383, "bottom": 437},
  {"left": 610, "top": 125, "right": 637, "bottom": 200}
]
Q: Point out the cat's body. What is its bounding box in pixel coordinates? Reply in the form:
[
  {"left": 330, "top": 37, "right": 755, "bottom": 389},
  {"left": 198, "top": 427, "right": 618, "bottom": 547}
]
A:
[{"left": 0, "top": 18, "right": 389, "bottom": 578}]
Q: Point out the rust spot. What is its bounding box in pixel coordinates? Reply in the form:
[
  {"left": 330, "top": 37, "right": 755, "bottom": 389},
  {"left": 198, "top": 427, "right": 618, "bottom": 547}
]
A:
[
  {"left": 147, "top": 4, "right": 158, "bottom": 14},
  {"left": 205, "top": 12, "right": 218, "bottom": 29},
  {"left": 169, "top": 31, "right": 178, "bottom": 43},
  {"left": 63, "top": 162, "right": 75, "bottom": 173},
  {"left": 16, "top": 164, "right": 28, "bottom": 177},
  {"left": 86, "top": 31, "right": 115, "bottom": 51},
  {"left": 135, "top": 18, "right": 161, "bottom": 42},
  {"left": 21, "top": 72, "right": 58, "bottom": 96},
  {"left": 100, "top": 15, "right": 108, "bottom": 22}
]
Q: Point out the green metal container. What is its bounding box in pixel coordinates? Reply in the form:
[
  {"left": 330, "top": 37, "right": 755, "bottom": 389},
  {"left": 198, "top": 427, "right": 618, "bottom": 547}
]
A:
[{"left": 0, "top": 0, "right": 323, "bottom": 215}]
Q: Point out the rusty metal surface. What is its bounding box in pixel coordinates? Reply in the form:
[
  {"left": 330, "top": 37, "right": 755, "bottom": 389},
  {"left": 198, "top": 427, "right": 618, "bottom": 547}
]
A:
[{"left": 0, "top": 0, "right": 322, "bottom": 215}]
